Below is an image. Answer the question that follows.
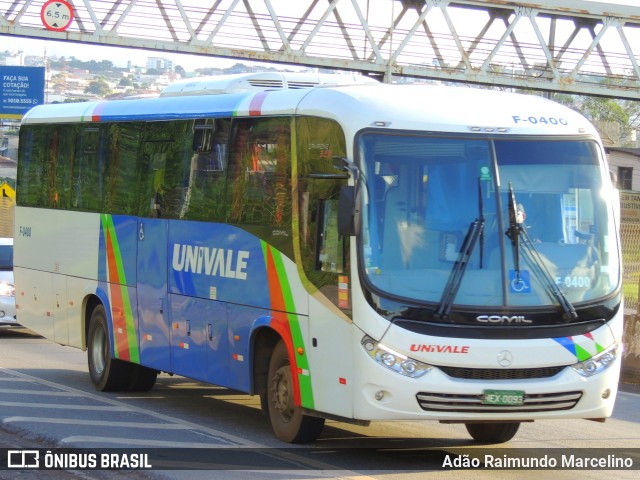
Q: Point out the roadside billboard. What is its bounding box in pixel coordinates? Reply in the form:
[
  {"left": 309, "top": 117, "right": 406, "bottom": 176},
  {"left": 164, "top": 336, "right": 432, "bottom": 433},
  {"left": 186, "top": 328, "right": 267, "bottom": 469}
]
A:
[
  {"left": 621, "top": 190, "right": 640, "bottom": 223},
  {"left": 0, "top": 66, "right": 45, "bottom": 119}
]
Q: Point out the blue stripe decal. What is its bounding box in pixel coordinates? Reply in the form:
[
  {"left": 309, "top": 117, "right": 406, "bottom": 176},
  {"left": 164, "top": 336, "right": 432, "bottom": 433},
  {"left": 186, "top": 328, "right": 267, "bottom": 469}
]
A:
[
  {"left": 93, "top": 94, "right": 249, "bottom": 122},
  {"left": 552, "top": 336, "right": 577, "bottom": 357}
]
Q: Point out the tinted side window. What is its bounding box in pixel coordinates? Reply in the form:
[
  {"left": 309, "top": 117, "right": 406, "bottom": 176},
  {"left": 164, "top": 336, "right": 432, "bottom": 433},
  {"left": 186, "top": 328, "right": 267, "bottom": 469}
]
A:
[
  {"left": 50, "top": 124, "right": 79, "bottom": 210},
  {"left": 19, "top": 123, "right": 140, "bottom": 213},
  {"left": 17, "top": 125, "right": 48, "bottom": 207},
  {"left": 69, "top": 126, "right": 105, "bottom": 212},
  {"left": 226, "top": 117, "right": 291, "bottom": 227},
  {"left": 296, "top": 116, "right": 349, "bottom": 309},
  {"left": 18, "top": 124, "right": 87, "bottom": 209},
  {"left": 105, "top": 122, "right": 144, "bottom": 215},
  {"left": 137, "top": 120, "right": 195, "bottom": 219},
  {"left": 136, "top": 119, "right": 234, "bottom": 220},
  {"left": 181, "top": 118, "right": 230, "bottom": 221}
]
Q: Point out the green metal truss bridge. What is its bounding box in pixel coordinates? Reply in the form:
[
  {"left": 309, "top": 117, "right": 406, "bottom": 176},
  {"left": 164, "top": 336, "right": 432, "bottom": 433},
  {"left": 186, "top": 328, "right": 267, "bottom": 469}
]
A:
[{"left": 2, "top": 0, "right": 640, "bottom": 98}]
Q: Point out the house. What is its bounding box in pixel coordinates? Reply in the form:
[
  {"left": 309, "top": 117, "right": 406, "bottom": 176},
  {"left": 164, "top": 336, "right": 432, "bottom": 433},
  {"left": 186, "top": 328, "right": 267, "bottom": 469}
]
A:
[{"left": 606, "top": 147, "right": 640, "bottom": 191}]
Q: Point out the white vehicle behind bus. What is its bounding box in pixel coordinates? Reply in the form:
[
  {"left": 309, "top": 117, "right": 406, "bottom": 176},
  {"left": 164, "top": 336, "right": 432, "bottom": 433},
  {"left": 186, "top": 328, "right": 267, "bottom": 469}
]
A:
[{"left": 0, "top": 237, "right": 17, "bottom": 326}]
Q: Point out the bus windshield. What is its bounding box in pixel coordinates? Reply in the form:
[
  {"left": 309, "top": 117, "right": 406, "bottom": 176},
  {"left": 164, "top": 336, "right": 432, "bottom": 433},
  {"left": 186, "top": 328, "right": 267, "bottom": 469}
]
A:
[{"left": 358, "top": 133, "right": 620, "bottom": 309}]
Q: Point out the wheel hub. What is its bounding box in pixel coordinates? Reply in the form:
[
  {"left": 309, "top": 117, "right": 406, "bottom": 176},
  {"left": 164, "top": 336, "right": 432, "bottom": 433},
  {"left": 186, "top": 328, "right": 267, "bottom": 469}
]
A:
[
  {"left": 271, "top": 366, "right": 294, "bottom": 420},
  {"left": 91, "top": 327, "right": 106, "bottom": 375}
]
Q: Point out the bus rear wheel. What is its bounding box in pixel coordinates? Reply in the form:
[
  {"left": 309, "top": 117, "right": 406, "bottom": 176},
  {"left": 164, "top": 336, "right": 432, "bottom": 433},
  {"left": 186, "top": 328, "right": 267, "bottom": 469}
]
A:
[
  {"left": 87, "top": 304, "right": 131, "bottom": 392},
  {"left": 127, "top": 363, "right": 158, "bottom": 392},
  {"left": 465, "top": 422, "right": 520, "bottom": 443},
  {"left": 266, "top": 340, "right": 324, "bottom": 443}
]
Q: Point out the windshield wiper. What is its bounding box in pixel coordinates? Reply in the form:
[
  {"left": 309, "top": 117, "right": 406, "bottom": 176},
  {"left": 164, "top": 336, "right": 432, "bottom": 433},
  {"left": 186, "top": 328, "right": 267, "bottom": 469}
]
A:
[
  {"left": 505, "top": 183, "right": 578, "bottom": 322},
  {"left": 505, "top": 182, "right": 523, "bottom": 280},
  {"left": 436, "top": 178, "right": 485, "bottom": 319}
]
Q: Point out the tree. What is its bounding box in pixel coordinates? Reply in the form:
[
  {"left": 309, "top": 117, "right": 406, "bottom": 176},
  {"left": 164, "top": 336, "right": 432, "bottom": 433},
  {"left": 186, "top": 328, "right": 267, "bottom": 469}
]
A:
[
  {"left": 85, "top": 78, "right": 111, "bottom": 97},
  {"left": 551, "top": 93, "right": 640, "bottom": 147},
  {"left": 99, "top": 59, "right": 115, "bottom": 71}
]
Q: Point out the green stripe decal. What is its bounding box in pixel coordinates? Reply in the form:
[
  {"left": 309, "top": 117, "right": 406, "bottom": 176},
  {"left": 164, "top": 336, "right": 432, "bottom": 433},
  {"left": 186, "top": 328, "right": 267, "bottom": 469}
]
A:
[
  {"left": 262, "top": 241, "right": 314, "bottom": 409},
  {"left": 101, "top": 214, "right": 140, "bottom": 363}
]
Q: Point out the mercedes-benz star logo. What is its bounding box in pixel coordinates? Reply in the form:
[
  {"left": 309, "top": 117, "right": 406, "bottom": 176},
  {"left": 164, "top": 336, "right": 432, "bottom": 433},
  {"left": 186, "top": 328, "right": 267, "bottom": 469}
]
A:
[{"left": 497, "top": 350, "right": 514, "bottom": 367}]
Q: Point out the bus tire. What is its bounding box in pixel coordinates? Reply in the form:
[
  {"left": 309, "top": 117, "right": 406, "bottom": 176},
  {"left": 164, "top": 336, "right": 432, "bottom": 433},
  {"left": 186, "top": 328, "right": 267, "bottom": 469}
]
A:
[
  {"left": 127, "top": 364, "right": 158, "bottom": 392},
  {"left": 465, "top": 422, "right": 520, "bottom": 443},
  {"left": 266, "top": 340, "right": 324, "bottom": 443},
  {"left": 87, "top": 304, "right": 131, "bottom": 392}
]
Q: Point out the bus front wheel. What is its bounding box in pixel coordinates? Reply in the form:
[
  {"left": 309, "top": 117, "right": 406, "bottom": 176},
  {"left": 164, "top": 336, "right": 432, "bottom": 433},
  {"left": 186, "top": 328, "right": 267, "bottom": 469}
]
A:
[
  {"left": 266, "top": 340, "right": 325, "bottom": 443},
  {"left": 465, "top": 422, "right": 520, "bottom": 443},
  {"left": 87, "top": 304, "right": 131, "bottom": 392}
]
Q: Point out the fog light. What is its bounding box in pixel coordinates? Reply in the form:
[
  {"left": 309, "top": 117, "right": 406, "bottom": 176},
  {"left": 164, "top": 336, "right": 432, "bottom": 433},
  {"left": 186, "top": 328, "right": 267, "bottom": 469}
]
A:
[
  {"left": 374, "top": 390, "right": 385, "bottom": 401},
  {"left": 0, "top": 310, "right": 4, "bottom": 317},
  {"left": 602, "top": 389, "right": 611, "bottom": 399}
]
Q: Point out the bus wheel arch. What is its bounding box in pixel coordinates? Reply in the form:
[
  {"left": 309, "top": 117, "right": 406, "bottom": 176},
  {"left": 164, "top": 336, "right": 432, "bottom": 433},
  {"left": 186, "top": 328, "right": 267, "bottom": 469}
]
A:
[
  {"left": 83, "top": 294, "right": 103, "bottom": 351},
  {"left": 251, "top": 327, "right": 280, "bottom": 414}
]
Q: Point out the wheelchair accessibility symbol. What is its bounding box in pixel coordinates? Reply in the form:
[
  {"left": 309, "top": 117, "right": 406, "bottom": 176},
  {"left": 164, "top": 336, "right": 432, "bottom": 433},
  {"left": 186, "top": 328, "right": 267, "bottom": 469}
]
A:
[{"left": 509, "top": 270, "right": 531, "bottom": 293}]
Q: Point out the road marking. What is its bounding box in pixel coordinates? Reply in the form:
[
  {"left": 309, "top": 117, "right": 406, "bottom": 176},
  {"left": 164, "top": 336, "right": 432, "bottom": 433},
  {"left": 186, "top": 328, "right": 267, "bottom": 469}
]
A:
[
  {"left": 0, "top": 401, "right": 127, "bottom": 411},
  {"left": 1, "top": 367, "right": 258, "bottom": 446},
  {"left": 60, "top": 436, "right": 240, "bottom": 448},
  {"left": 3, "top": 416, "right": 191, "bottom": 429},
  {"left": 0, "top": 388, "right": 81, "bottom": 396},
  {"left": 0, "top": 367, "right": 375, "bottom": 477}
]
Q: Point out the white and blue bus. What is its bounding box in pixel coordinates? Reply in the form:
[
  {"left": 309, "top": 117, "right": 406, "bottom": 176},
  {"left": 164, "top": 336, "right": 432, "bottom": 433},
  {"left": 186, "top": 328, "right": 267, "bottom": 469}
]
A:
[{"left": 14, "top": 72, "right": 622, "bottom": 444}]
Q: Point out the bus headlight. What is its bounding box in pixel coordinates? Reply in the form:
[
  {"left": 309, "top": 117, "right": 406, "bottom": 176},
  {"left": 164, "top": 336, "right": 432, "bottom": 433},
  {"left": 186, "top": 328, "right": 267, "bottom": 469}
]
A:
[
  {"left": 571, "top": 343, "right": 619, "bottom": 378},
  {"left": 361, "top": 335, "right": 432, "bottom": 378}
]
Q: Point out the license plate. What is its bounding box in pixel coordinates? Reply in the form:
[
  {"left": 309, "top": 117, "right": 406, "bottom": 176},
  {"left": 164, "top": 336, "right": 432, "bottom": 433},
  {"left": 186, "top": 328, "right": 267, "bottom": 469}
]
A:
[{"left": 482, "top": 389, "right": 525, "bottom": 405}]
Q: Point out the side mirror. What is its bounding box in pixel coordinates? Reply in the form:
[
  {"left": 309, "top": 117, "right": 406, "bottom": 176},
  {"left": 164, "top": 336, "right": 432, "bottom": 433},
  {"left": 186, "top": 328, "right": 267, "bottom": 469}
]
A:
[{"left": 338, "top": 185, "right": 360, "bottom": 236}]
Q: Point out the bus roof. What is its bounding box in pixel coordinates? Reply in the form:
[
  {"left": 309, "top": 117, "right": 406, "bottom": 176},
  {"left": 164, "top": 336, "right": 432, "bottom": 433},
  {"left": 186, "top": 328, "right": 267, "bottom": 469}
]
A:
[
  {"left": 297, "top": 84, "right": 598, "bottom": 138},
  {"left": 159, "top": 71, "right": 378, "bottom": 96},
  {"left": 21, "top": 78, "right": 597, "bottom": 138}
]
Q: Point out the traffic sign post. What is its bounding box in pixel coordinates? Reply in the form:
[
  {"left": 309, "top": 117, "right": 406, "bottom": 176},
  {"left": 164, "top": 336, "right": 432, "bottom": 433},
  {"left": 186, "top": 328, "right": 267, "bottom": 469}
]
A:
[{"left": 40, "top": 0, "right": 74, "bottom": 32}]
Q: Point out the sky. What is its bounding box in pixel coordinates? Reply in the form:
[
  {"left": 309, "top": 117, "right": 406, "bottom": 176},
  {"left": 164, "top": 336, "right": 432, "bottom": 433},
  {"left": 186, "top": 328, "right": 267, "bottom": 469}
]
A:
[
  {"left": 2, "top": 0, "right": 640, "bottom": 73},
  {"left": 6, "top": 36, "right": 273, "bottom": 72},
  {"left": 7, "top": 37, "right": 253, "bottom": 71}
]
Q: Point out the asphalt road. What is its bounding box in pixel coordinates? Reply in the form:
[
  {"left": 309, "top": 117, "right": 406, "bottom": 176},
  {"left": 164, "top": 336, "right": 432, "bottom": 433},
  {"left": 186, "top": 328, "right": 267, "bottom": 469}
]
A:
[{"left": 0, "top": 326, "right": 638, "bottom": 480}]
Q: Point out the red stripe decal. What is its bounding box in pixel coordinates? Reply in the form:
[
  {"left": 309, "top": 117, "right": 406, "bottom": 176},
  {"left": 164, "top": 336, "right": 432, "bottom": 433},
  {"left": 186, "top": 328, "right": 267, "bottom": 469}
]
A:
[
  {"left": 249, "top": 91, "right": 269, "bottom": 116},
  {"left": 91, "top": 102, "right": 107, "bottom": 122},
  {"left": 264, "top": 246, "right": 300, "bottom": 405},
  {"left": 105, "top": 228, "right": 130, "bottom": 361}
]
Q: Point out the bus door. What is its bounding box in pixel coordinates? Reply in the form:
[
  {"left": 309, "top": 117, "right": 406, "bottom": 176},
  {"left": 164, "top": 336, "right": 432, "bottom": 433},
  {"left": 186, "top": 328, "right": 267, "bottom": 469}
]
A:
[
  {"left": 135, "top": 129, "right": 175, "bottom": 373},
  {"left": 137, "top": 217, "right": 170, "bottom": 372}
]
